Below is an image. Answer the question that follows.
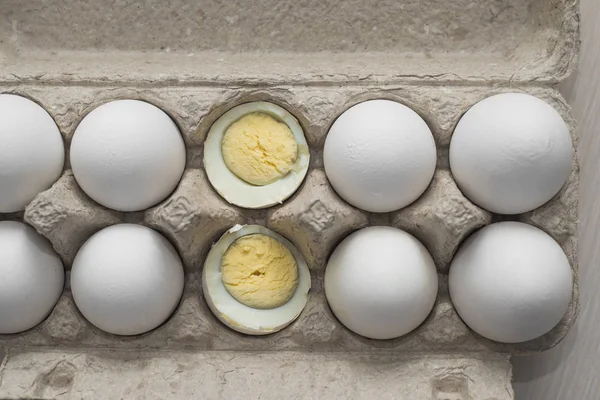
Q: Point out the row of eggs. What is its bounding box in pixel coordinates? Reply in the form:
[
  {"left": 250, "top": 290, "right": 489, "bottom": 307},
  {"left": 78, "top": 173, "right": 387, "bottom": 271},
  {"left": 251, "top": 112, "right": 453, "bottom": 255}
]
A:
[
  {"left": 0, "top": 218, "right": 572, "bottom": 344},
  {"left": 0, "top": 92, "right": 573, "bottom": 215}
]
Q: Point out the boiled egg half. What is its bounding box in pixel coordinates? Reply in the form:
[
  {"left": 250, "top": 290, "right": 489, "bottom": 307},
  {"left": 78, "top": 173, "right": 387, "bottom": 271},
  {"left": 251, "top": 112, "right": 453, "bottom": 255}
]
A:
[
  {"left": 203, "top": 224, "right": 311, "bottom": 335},
  {"left": 204, "top": 102, "right": 310, "bottom": 208}
]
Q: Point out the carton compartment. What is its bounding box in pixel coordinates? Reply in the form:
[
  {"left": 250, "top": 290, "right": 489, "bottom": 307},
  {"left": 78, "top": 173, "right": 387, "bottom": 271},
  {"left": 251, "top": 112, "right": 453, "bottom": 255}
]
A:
[{"left": 0, "top": 84, "right": 578, "bottom": 356}]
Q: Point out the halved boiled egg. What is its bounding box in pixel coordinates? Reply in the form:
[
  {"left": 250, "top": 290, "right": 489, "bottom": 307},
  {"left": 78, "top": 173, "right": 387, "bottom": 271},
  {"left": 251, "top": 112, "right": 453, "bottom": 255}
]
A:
[
  {"left": 204, "top": 102, "right": 310, "bottom": 209},
  {"left": 202, "top": 224, "right": 311, "bottom": 335}
]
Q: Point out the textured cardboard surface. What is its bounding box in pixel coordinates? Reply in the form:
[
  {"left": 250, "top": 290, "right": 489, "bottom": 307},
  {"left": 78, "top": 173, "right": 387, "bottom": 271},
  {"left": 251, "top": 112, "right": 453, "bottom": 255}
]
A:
[
  {"left": 0, "top": 1, "right": 580, "bottom": 398},
  {"left": 0, "top": 351, "right": 513, "bottom": 400},
  {"left": 0, "top": 85, "right": 579, "bottom": 399},
  {"left": 0, "top": 0, "right": 579, "bottom": 84}
]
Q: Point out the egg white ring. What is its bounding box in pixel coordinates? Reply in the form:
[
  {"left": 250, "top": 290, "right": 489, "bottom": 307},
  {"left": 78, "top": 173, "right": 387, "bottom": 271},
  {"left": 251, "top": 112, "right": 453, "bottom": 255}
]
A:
[
  {"left": 204, "top": 102, "right": 310, "bottom": 209},
  {"left": 202, "top": 224, "right": 311, "bottom": 335}
]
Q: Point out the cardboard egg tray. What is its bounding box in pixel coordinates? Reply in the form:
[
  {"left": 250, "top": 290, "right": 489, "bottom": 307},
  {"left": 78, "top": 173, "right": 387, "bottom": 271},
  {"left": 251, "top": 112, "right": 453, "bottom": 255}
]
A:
[{"left": 0, "top": 0, "right": 579, "bottom": 399}]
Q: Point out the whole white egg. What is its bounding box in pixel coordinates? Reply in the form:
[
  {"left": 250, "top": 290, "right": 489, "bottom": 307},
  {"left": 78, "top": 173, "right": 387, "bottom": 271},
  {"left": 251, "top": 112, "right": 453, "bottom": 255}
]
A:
[
  {"left": 449, "top": 222, "right": 573, "bottom": 343},
  {"left": 70, "top": 100, "right": 186, "bottom": 212},
  {"left": 71, "top": 224, "right": 184, "bottom": 336},
  {"left": 324, "top": 226, "right": 438, "bottom": 340},
  {"left": 0, "top": 221, "right": 64, "bottom": 334},
  {"left": 0, "top": 94, "right": 64, "bottom": 213},
  {"left": 324, "top": 100, "right": 437, "bottom": 213},
  {"left": 449, "top": 93, "right": 573, "bottom": 214}
]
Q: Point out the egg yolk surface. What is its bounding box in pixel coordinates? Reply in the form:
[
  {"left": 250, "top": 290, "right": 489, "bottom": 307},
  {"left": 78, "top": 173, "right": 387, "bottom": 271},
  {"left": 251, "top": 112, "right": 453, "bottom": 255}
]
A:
[
  {"left": 221, "top": 112, "right": 298, "bottom": 186},
  {"left": 221, "top": 233, "right": 299, "bottom": 309}
]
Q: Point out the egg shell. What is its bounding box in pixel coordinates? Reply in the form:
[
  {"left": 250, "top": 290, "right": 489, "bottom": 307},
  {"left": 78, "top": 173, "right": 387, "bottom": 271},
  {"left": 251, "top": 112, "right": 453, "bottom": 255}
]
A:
[
  {"left": 323, "top": 99, "right": 437, "bottom": 213},
  {"left": 70, "top": 100, "right": 186, "bottom": 212},
  {"left": 0, "top": 221, "right": 64, "bottom": 334},
  {"left": 449, "top": 92, "right": 573, "bottom": 214},
  {"left": 204, "top": 101, "right": 310, "bottom": 209},
  {"left": 70, "top": 224, "right": 185, "bottom": 336},
  {"left": 202, "top": 224, "right": 311, "bottom": 335},
  {"left": 324, "top": 226, "right": 438, "bottom": 340},
  {"left": 449, "top": 221, "right": 573, "bottom": 343},
  {"left": 0, "top": 94, "right": 65, "bottom": 213}
]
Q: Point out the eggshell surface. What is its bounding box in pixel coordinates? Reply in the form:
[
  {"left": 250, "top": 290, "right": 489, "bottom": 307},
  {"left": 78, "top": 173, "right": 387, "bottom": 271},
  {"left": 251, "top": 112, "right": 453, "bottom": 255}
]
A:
[
  {"left": 71, "top": 224, "right": 185, "bottom": 336},
  {"left": 324, "top": 226, "right": 438, "bottom": 340},
  {"left": 203, "top": 225, "right": 311, "bottom": 335},
  {"left": 70, "top": 100, "right": 186, "bottom": 212},
  {"left": 449, "top": 222, "right": 573, "bottom": 343},
  {"left": 323, "top": 100, "right": 436, "bottom": 213},
  {"left": 0, "top": 221, "right": 64, "bottom": 334},
  {"left": 0, "top": 94, "right": 65, "bottom": 213},
  {"left": 449, "top": 93, "right": 573, "bottom": 214},
  {"left": 204, "top": 102, "right": 310, "bottom": 209}
]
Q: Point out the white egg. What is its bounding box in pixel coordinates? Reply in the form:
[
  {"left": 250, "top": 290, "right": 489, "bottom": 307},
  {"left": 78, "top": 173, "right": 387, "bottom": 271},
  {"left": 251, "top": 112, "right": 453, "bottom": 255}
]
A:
[
  {"left": 71, "top": 224, "right": 184, "bottom": 336},
  {"left": 324, "top": 100, "right": 437, "bottom": 213},
  {"left": 204, "top": 102, "right": 310, "bottom": 209},
  {"left": 0, "top": 221, "right": 64, "bottom": 334},
  {"left": 449, "top": 93, "right": 573, "bottom": 214},
  {"left": 449, "top": 222, "right": 573, "bottom": 343},
  {"left": 324, "top": 226, "right": 438, "bottom": 340},
  {"left": 0, "top": 94, "right": 64, "bottom": 213},
  {"left": 202, "top": 225, "right": 311, "bottom": 335},
  {"left": 70, "top": 100, "right": 186, "bottom": 212}
]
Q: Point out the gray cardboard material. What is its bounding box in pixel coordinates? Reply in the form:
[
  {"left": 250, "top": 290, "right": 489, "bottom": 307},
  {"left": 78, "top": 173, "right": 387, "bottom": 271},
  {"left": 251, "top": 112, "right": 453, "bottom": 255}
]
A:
[{"left": 0, "top": 1, "right": 579, "bottom": 398}]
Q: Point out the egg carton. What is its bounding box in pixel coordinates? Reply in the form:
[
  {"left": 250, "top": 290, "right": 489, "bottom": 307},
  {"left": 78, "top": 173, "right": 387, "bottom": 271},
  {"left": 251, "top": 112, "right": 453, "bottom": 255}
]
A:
[{"left": 0, "top": 0, "right": 579, "bottom": 399}]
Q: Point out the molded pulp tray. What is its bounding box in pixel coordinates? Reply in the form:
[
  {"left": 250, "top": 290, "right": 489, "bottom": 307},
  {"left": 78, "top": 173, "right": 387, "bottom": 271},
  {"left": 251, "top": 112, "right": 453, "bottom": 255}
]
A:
[{"left": 0, "top": 1, "right": 580, "bottom": 399}]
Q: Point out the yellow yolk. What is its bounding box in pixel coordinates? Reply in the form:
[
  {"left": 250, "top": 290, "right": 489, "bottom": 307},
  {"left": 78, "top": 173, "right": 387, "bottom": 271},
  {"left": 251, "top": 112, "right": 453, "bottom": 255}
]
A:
[
  {"left": 221, "top": 112, "right": 298, "bottom": 186},
  {"left": 221, "top": 234, "right": 299, "bottom": 309}
]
